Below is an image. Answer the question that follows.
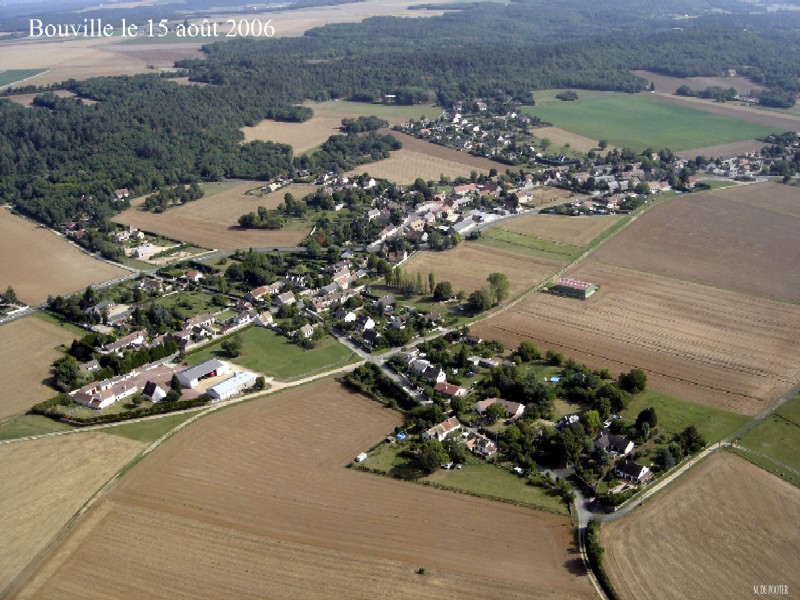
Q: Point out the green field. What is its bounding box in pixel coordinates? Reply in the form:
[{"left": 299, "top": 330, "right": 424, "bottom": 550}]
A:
[
  {"left": 737, "top": 394, "right": 800, "bottom": 487},
  {"left": 187, "top": 326, "right": 357, "bottom": 380},
  {"left": 102, "top": 412, "right": 197, "bottom": 443},
  {"left": 476, "top": 228, "right": 582, "bottom": 262},
  {"left": 0, "top": 69, "right": 46, "bottom": 87},
  {"left": 522, "top": 91, "right": 776, "bottom": 152},
  {"left": 623, "top": 390, "right": 751, "bottom": 444},
  {"left": 0, "top": 414, "right": 74, "bottom": 441}
]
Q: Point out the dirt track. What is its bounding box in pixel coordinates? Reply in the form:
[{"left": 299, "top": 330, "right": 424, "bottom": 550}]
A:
[
  {"left": 13, "top": 379, "right": 595, "bottom": 600},
  {"left": 601, "top": 452, "right": 800, "bottom": 600}
]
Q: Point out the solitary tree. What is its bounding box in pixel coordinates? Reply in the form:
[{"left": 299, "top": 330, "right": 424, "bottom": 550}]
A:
[
  {"left": 2, "top": 285, "right": 18, "bottom": 304},
  {"left": 484, "top": 401, "right": 506, "bottom": 424},
  {"left": 417, "top": 439, "right": 449, "bottom": 474},
  {"left": 221, "top": 334, "right": 243, "bottom": 358},
  {"left": 516, "top": 341, "right": 541, "bottom": 362},
  {"left": 618, "top": 368, "right": 647, "bottom": 393},
  {"left": 433, "top": 281, "right": 453, "bottom": 301}
]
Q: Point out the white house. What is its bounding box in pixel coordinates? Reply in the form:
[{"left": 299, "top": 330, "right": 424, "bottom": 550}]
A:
[
  {"left": 422, "top": 417, "right": 461, "bottom": 442},
  {"left": 474, "top": 398, "right": 524, "bottom": 419}
]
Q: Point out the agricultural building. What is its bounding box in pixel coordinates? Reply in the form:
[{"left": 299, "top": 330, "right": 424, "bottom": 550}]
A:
[
  {"left": 207, "top": 372, "right": 257, "bottom": 401},
  {"left": 551, "top": 277, "right": 597, "bottom": 299},
  {"left": 176, "top": 359, "right": 229, "bottom": 389}
]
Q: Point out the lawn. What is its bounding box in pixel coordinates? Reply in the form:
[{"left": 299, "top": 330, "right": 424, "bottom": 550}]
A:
[
  {"left": 0, "top": 414, "right": 74, "bottom": 441},
  {"left": 623, "top": 390, "right": 751, "bottom": 444},
  {"left": 359, "top": 439, "right": 568, "bottom": 514},
  {"left": 522, "top": 92, "right": 776, "bottom": 152},
  {"left": 0, "top": 69, "right": 46, "bottom": 87},
  {"left": 476, "top": 229, "right": 582, "bottom": 262},
  {"left": 102, "top": 412, "right": 197, "bottom": 443},
  {"left": 187, "top": 326, "right": 357, "bottom": 380},
  {"left": 153, "top": 291, "right": 220, "bottom": 314},
  {"left": 737, "top": 394, "right": 800, "bottom": 487}
]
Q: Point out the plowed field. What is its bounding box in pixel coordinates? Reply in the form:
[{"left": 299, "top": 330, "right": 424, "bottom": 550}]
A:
[
  {"left": 14, "top": 380, "right": 594, "bottom": 600},
  {"left": 473, "top": 262, "right": 800, "bottom": 415},
  {"left": 601, "top": 452, "right": 800, "bottom": 600}
]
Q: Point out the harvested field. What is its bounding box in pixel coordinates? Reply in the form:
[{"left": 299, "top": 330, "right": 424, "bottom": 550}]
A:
[
  {"left": 0, "top": 316, "right": 77, "bottom": 419},
  {"left": 516, "top": 186, "right": 575, "bottom": 207},
  {"left": 495, "top": 214, "right": 624, "bottom": 247},
  {"left": 113, "top": 181, "right": 315, "bottom": 250},
  {"left": 15, "top": 379, "right": 594, "bottom": 600},
  {"left": 534, "top": 126, "right": 603, "bottom": 152},
  {"left": 590, "top": 184, "right": 800, "bottom": 303},
  {"left": 0, "top": 209, "right": 127, "bottom": 305},
  {"left": 0, "top": 38, "right": 151, "bottom": 87},
  {"left": 0, "top": 432, "right": 146, "bottom": 597},
  {"left": 105, "top": 42, "right": 206, "bottom": 69},
  {"left": 350, "top": 131, "right": 501, "bottom": 183},
  {"left": 632, "top": 69, "right": 766, "bottom": 96},
  {"left": 472, "top": 262, "right": 800, "bottom": 415},
  {"left": 601, "top": 452, "right": 800, "bottom": 600},
  {"left": 4, "top": 89, "right": 96, "bottom": 107},
  {"left": 406, "top": 243, "right": 561, "bottom": 298},
  {"left": 242, "top": 114, "right": 344, "bottom": 152}
]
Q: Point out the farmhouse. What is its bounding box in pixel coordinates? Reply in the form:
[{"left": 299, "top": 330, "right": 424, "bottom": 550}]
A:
[
  {"left": 475, "top": 398, "right": 525, "bottom": 419},
  {"left": 550, "top": 277, "right": 597, "bottom": 300},
  {"left": 464, "top": 431, "right": 498, "bottom": 457},
  {"left": 247, "top": 286, "right": 271, "bottom": 302},
  {"left": 142, "top": 381, "right": 167, "bottom": 403},
  {"left": 73, "top": 375, "right": 138, "bottom": 410},
  {"left": 207, "top": 372, "right": 257, "bottom": 401},
  {"left": 615, "top": 459, "right": 653, "bottom": 484},
  {"left": 185, "top": 314, "right": 215, "bottom": 329},
  {"left": 185, "top": 271, "right": 204, "bottom": 283},
  {"left": 422, "top": 416, "right": 462, "bottom": 442},
  {"left": 433, "top": 381, "right": 467, "bottom": 398},
  {"left": 596, "top": 431, "right": 634, "bottom": 456},
  {"left": 101, "top": 330, "right": 146, "bottom": 355},
  {"left": 176, "top": 359, "right": 230, "bottom": 389},
  {"left": 274, "top": 292, "right": 296, "bottom": 307}
]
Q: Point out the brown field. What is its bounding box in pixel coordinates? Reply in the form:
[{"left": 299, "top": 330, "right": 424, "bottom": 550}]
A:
[
  {"left": 351, "top": 131, "right": 502, "bottom": 183},
  {"left": 14, "top": 379, "right": 595, "bottom": 600},
  {"left": 406, "top": 243, "right": 561, "bottom": 298},
  {"left": 601, "top": 452, "right": 800, "bottom": 600},
  {"left": 0, "top": 432, "right": 146, "bottom": 597},
  {"left": 472, "top": 262, "right": 800, "bottom": 415},
  {"left": 516, "top": 186, "right": 575, "bottom": 208},
  {"left": 242, "top": 113, "right": 344, "bottom": 152},
  {"left": 0, "top": 39, "right": 152, "bottom": 87},
  {"left": 590, "top": 184, "right": 800, "bottom": 303},
  {"left": 0, "top": 209, "right": 127, "bottom": 305},
  {"left": 496, "top": 214, "right": 624, "bottom": 246},
  {"left": 0, "top": 317, "right": 78, "bottom": 419},
  {"left": 534, "top": 126, "right": 604, "bottom": 152},
  {"left": 113, "top": 181, "right": 316, "bottom": 250},
  {"left": 4, "top": 89, "right": 97, "bottom": 107},
  {"left": 104, "top": 43, "right": 206, "bottom": 69},
  {"left": 632, "top": 69, "right": 766, "bottom": 96}
]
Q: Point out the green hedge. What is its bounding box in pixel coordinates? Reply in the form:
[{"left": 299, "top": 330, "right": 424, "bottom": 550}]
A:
[{"left": 586, "top": 520, "right": 621, "bottom": 600}]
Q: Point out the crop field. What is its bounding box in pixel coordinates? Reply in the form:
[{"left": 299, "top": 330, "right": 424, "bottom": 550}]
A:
[
  {"left": 242, "top": 113, "right": 346, "bottom": 153},
  {"left": 0, "top": 209, "right": 127, "bottom": 304},
  {"left": 516, "top": 186, "right": 575, "bottom": 207},
  {"left": 0, "top": 38, "right": 151, "bottom": 87},
  {"left": 473, "top": 262, "right": 800, "bottom": 415},
  {"left": 533, "top": 126, "right": 602, "bottom": 152},
  {"left": 601, "top": 452, "right": 800, "bottom": 600},
  {"left": 0, "top": 69, "right": 46, "bottom": 87},
  {"left": 590, "top": 184, "right": 800, "bottom": 303},
  {"left": 16, "top": 379, "right": 595, "bottom": 600},
  {"left": 405, "top": 243, "right": 561, "bottom": 299},
  {"left": 654, "top": 92, "right": 800, "bottom": 132},
  {"left": 489, "top": 214, "right": 624, "bottom": 248},
  {"left": 0, "top": 316, "right": 79, "bottom": 420},
  {"left": 112, "top": 181, "right": 316, "bottom": 250},
  {"left": 0, "top": 432, "right": 146, "bottom": 597},
  {"left": 349, "top": 132, "right": 500, "bottom": 183},
  {"left": 187, "top": 327, "right": 357, "bottom": 381},
  {"left": 521, "top": 92, "right": 776, "bottom": 152}
]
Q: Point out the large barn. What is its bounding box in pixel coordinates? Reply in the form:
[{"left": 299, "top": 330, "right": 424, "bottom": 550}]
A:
[
  {"left": 551, "top": 277, "right": 597, "bottom": 299},
  {"left": 176, "top": 359, "right": 229, "bottom": 389}
]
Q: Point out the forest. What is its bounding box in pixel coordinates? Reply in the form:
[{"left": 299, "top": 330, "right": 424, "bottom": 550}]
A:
[{"left": 0, "top": 0, "right": 798, "bottom": 228}]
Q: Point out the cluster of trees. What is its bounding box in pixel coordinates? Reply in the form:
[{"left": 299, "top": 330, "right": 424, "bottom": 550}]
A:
[
  {"left": 555, "top": 90, "right": 579, "bottom": 101},
  {"left": 143, "top": 182, "right": 204, "bottom": 212},
  {"left": 481, "top": 364, "right": 555, "bottom": 419},
  {"left": 383, "top": 268, "right": 437, "bottom": 298},
  {"left": 676, "top": 85, "right": 739, "bottom": 102},
  {"left": 295, "top": 132, "right": 401, "bottom": 173},
  {"left": 468, "top": 272, "right": 509, "bottom": 312},
  {"left": 1, "top": 286, "right": 18, "bottom": 304},
  {"left": 340, "top": 116, "right": 388, "bottom": 133},
  {"left": 238, "top": 192, "right": 311, "bottom": 229},
  {"left": 343, "top": 363, "right": 415, "bottom": 410}
]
